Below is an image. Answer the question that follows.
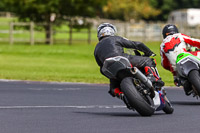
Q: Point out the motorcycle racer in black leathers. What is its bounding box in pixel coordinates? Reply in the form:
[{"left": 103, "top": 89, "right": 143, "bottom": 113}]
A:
[{"left": 94, "top": 23, "right": 164, "bottom": 103}]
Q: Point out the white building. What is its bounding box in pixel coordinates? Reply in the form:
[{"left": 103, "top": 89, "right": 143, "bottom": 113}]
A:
[{"left": 168, "top": 8, "right": 200, "bottom": 26}]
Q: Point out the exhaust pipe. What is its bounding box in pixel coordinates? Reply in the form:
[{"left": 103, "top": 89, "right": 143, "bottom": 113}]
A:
[{"left": 131, "top": 67, "right": 153, "bottom": 89}]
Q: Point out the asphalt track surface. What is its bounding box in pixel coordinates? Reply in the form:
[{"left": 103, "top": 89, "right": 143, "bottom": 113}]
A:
[{"left": 0, "top": 80, "right": 200, "bottom": 133}]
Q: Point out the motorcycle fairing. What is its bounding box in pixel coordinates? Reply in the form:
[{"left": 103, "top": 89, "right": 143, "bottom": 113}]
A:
[
  {"left": 102, "top": 56, "right": 131, "bottom": 79},
  {"left": 176, "top": 53, "right": 199, "bottom": 77}
]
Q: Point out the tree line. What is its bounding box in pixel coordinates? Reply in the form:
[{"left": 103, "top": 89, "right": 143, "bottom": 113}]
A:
[
  {"left": 1, "top": 0, "right": 199, "bottom": 22},
  {"left": 0, "top": 0, "right": 199, "bottom": 44}
]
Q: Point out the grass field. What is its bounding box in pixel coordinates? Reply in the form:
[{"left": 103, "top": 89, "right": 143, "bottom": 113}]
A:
[
  {"left": 0, "top": 43, "right": 103, "bottom": 83},
  {"left": 0, "top": 42, "right": 174, "bottom": 86},
  {"left": 0, "top": 17, "right": 174, "bottom": 86}
]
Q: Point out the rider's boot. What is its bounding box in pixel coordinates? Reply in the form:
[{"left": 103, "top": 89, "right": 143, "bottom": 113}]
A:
[
  {"left": 144, "top": 66, "right": 164, "bottom": 88},
  {"left": 109, "top": 88, "right": 133, "bottom": 110},
  {"left": 183, "top": 80, "right": 193, "bottom": 96}
]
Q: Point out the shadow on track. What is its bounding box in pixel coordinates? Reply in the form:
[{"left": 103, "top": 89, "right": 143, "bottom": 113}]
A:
[
  {"left": 171, "top": 101, "right": 200, "bottom": 105},
  {"left": 74, "top": 111, "right": 139, "bottom": 117},
  {"left": 74, "top": 111, "right": 166, "bottom": 117}
]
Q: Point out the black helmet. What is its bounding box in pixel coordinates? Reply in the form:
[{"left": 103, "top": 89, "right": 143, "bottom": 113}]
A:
[{"left": 162, "top": 24, "right": 179, "bottom": 39}]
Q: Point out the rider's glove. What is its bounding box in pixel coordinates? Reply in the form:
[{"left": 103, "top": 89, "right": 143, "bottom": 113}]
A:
[
  {"left": 144, "top": 51, "right": 156, "bottom": 57},
  {"left": 150, "top": 53, "right": 156, "bottom": 57}
]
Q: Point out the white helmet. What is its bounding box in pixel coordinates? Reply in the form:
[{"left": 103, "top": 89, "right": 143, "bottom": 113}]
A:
[{"left": 97, "top": 23, "right": 117, "bottom": 40}]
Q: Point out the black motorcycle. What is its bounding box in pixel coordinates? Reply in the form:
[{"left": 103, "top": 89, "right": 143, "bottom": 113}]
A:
[{"left": 102, "top": 51, "right": 173, "bottom": 116}]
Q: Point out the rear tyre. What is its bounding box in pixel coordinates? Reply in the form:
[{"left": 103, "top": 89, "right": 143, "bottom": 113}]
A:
[
  {"left": 188, "top": 70, "right": 200, "bottom": 95},
  {"left": 163, "top": 100, "right": 174, "bottom": 114},
  {"left": 120, "top": 77, "right": 155, "bottom": 116}
]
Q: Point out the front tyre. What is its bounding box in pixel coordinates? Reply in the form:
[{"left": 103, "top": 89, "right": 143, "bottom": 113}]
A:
[
  {"left": 120, "top": 77, "right": 155, "bottom": 116},
  {"left": 163, "top": 100, "right": 174, "bottom": 114},
  {"left": 188, "top": 70, "right": 200, "bottom": 95}
]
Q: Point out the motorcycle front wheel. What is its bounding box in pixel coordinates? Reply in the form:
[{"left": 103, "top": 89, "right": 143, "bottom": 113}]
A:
[
  {"left": 120, "top": 77, "right": 155, "bottom": 116},
  {"left": 188, "top": 70, "right": 200, "bottom": 95},
  {"left": 162, "top": 100, "right": 174, "bottom": 114}
]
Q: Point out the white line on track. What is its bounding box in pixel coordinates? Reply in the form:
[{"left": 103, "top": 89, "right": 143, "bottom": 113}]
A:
[
  {"left": 0, "top": 105, "right": 126, "bottom": 109},
  {"left": 28, "top": 88, "right": 81, "bottom": 91},
  {"left": 0, "top": 79, "right": 107, "bottom": 86}
]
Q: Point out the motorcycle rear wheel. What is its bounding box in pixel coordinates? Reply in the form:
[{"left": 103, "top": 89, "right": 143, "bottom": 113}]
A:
[
  {"left": 188, "top": 70, "right": 200, "bottom": 95},
  {"left": 120, "top": 77, "right": 155, "bottom": 116}
]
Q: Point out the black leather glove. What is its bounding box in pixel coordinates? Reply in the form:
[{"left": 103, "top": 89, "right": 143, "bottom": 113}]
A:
[
  {"left": 150, "top": 53, "right": 156, "bottom": 57},
  {"left": 144, "top": 51, "right": 156, "bottom": 57}
]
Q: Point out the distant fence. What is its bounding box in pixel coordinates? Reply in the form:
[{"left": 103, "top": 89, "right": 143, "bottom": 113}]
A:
[
  {"left": 0, "top": 22, "right": 95, "bottom": 45},
  {"left": 1, "top": 21, "right": 200, "bottom": 45},
  {"left": 0, "top": 12, "right": 15, "bottom": 18},
  {"left": 93, "top": 18, "right": 200, "bottom": 42}
]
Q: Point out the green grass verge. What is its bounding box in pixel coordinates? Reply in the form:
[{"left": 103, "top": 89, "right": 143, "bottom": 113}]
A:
[
  {"left": 0, "top": 42, "right": 174, "bottom": 86},
  {"left": 0, "top": 43, "right": 105, "bottom": 83}
]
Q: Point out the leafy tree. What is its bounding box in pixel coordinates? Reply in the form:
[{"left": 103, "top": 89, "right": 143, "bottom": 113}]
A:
[
  {"left": 103, "top": 0, "right": 160, "bottom": 21},
  {"left": 149, "top": 0, "right": 200, "bottom": 21},
  {"left": 3, "top": 0, "right": 60, "bottom": 44},
  {"left": 0, "top": 1, "right": 6, "bottom": 11},
  {"left": 59, "top": 0, "right": 106, "bottom": 18},
  {"left": 175, "top": 0, "right": 200, "bottom": 9},
  {"left": 103, "top": 0, "right": 200, "bottom": 22},
  {"left": 3, "top": 0, "right": 107, "bottom": 44},
  {"left": 159, "top": 0, "right": 177, "bottom": 21}
]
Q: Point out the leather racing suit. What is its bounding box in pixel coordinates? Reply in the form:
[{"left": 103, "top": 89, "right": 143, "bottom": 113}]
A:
[
  {"left": 160, "top": 33, "right": 200, "bottom": 76},
  {"left": 94, "top": 35, "right": 157, "bottom": 95},
  {"left": 160, "top": 33, "right": 200, "bottom": 92}
]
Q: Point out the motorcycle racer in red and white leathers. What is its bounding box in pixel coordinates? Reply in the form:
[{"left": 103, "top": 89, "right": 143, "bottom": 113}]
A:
[{"left": 160, "top": 24, "right": 200, "bottom": 95}]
